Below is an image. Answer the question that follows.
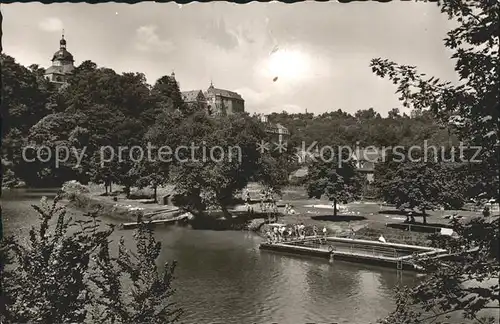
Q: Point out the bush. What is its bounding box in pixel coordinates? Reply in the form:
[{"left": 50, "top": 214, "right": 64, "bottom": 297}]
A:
[
  {"left": 2, "top": 168, "right": 20, "bottom": 188},
  {"left": 62, "top": 180, "right": 90, "bottom": 197},
  {"left": 67, "top": 191, "right": 92, "bottom": 207},
  {"left": 0, "top": 195, "right": 182, "bottom": 323},
  {"left": 128, "top": 188, "right": 154, "bottom": 200}
]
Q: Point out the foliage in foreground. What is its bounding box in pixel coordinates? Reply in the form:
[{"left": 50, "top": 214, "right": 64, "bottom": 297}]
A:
[
  {"left": 0, "top": 195, "right": 182, "bottom": 323},
  {"left": 381, "top": 217, "right": 499, "bottom": 324},
  {"left": 372, "top": 0, "right": 499, "bottom": 322}
]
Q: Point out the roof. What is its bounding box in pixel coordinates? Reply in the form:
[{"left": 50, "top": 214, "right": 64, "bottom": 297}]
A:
[
  {"left": 264, "top": 122, "right": 290, "bottom": 135},
  {"left": 275, "top": 123, "right": 289, "bottom": 132},
  {"left": 290, "top": 167, "right": 309, "bottom": 177},
  {"left": 52, "top": 49, "right": 74, "bottom": 62},
  {"left": 182, "top": 90, "right": 205, "bottom": 102},
  {"left": 206, "top": 86, "right": 243, "bottom": 100},
  {"left": 45, "top": 64, "right": 75, "bottom": 75}
]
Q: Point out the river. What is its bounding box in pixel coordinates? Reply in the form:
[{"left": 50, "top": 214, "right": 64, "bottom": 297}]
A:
[{"left": 2, "top": 189, "right": 419, "bottom": 324}]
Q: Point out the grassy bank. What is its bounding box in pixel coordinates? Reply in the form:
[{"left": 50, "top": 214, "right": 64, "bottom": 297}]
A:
[
  {"left": 64, "top": 182, "right": 483, "bottom": 246},
  {"left": 66, "top": 192, "right": 144, "bottom": 222}
]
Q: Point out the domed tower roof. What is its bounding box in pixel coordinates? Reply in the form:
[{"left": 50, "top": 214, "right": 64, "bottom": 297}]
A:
[{"left": 52, "top": 32, "right": 74, "bottom": 63}]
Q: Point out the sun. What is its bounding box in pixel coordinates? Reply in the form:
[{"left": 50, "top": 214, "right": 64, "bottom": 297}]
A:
[{"left": 267, "top": 49, "right": 310, "bottom": 81}]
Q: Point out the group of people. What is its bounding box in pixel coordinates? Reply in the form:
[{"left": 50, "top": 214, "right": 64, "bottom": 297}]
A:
[
  {"left": 265, "top": 223, "right": 328, "bottom": 243},
  {"left": 242, "top": 188, "right": 282, "bottom": 222},
  {"left": 259, "top": 189, "right": 278, "bottom": 212},
  {"left": 283, "top": 203, "right": 296, "bottom": 215}
]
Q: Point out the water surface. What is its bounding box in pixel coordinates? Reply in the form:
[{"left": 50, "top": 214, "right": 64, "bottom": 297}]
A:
[{"left": 2, "top": 189, "right": 418, "bottom": 324}]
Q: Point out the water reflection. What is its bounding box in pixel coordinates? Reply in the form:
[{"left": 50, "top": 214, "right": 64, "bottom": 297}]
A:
[{"left": 2, "top": 189, "right": 418, "bottom": 324}]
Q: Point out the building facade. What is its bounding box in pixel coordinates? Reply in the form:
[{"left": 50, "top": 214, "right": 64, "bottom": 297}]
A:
[
  {"left": 181, "top": 90, "right": 208, "bottom": 111},
  {"left": 204, "top": 83, "right": 245, "bottom": 115},
  {"left": 351, "top": 148, "right": 385, "bottom": 183},
  {"left": 260, "top": 115, "right": 290, "bottom": 144},
  {"left": 291, "top": 148, "right": 385, "bottom": 195},
  {"left": 181, "top": 82, "right": 245, "bottom": 116},
  {"left": 44, "top": 33, "right": 75, "bottom": 88}
]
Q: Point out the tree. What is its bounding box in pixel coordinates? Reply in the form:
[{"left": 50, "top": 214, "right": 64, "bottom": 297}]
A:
[
  {"left": 141, "top": 110, "right": 186, "bottom": 202},
  {"left": 1, "top": 54, "right": 55, "bottom": 187},
  {"left": 305, "top": 151, "right": 362, "bottom": 216},
  {"left": 370, "top": 0, "right": 499, "bottom": 203},
  {"left": 1, "top": 54, "right": 52, "bottom": 135},
  {"left": 375, "top": 158, "right": 465, "bottom": 224},
  {"left": 355, "top": 107, "right": 381, "bottom": 120},
  {"left": 20, "top": 113, "right": 88, "bottom": 186},
  {"left": 387, "top": 108, "right": 401, "bottom": 119},
  {"left": 168, "top": 112, "right": 264, "bottom": 219},
  {"left": 371, "top": 0, "right": 499, "bottom": 322},
  {"left": 253, "top": 154, "right": 290, "bottom": 195},
  {"left": 135, "top": 158, "right": 169, "bottom": 203},
  {"left": 150, "top": 75, "right": 187, "bottom": 117},
  {"left": 252, "top": 117, "right": 297, "bottom": 194}
]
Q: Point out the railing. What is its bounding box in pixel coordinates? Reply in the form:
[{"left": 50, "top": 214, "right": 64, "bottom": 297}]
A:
[
  {"left": 287, "top": 238, "right": 413, "bottom": 259},
  {"left": 267, "top": 235, "right": 443, "bottom": 257},
  {"left": 262, "top": 236, "right": 447, "bottom": 271}
]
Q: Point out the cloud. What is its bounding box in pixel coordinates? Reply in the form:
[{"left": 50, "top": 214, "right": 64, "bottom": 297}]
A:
[
  {"left": 38, "top": 17, "right": 64, "bottom": 32},
  {"left": 135, "top": 25, "right": 175, "bottom": 54},
  {"left": 202, "top": 18, "right": 239, "bottom": 50},
  {"left": 234, "top": 87, "right": 271, "bottom": 106}
]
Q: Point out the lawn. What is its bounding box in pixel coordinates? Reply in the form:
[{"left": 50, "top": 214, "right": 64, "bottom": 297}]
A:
[{"left": 82, "top": 182, "right": 486, "bottom": 245}]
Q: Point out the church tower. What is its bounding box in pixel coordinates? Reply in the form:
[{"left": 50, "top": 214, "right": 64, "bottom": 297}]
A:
[
  {"left": 45, "top": 31, "right": 75, "bottom": 88},
  {"left": 170, "top": 70, "right": 180, "bottom": 88}
]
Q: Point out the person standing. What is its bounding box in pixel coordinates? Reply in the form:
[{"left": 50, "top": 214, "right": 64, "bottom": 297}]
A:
[
  {"left": 298, "top": 222, "right": 305, "bottom": 239},
  {"left": 483, "top": 205, "right": 491, "bottom": 218},
  {"left": 279, "top": 226, "right": 286, "bottom": 240},
  {"left": 265, "top": 230, "right": 272, "bottom": 243}
]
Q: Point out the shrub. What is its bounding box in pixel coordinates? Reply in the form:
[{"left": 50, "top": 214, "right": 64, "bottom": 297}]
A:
[
  {"left": 0, "top": 195, "right": 181, "bottom": 323},
  {"left": 62, "top": 180, "right": 90, "bottom": 195},
  {"left": 129, "top": 188, "right": 155, "bottom": 200}
]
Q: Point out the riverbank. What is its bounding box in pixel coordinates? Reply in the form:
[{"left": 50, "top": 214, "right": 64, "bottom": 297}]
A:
[
  {"left": 64, "top": 192, "right": 430, "bottom": 246},
  {"left": 3, "top": 186, "right": 494, "bottom": 324},
  {"left": 58, "top": 182, "right": 487, "bottom": 246}
]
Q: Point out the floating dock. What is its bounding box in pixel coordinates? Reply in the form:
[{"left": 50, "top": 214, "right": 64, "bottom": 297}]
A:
[
  {"left": 259, "top": 236, "right": 447, "bottom": 272},
  {"left": 119, "top": 210, "right": 189, "bottom": 229}
]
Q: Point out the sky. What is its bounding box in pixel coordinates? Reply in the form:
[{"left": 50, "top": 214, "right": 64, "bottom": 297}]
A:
[{"left": 1, "top": 2, "right": 459, "bottom": 116}]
